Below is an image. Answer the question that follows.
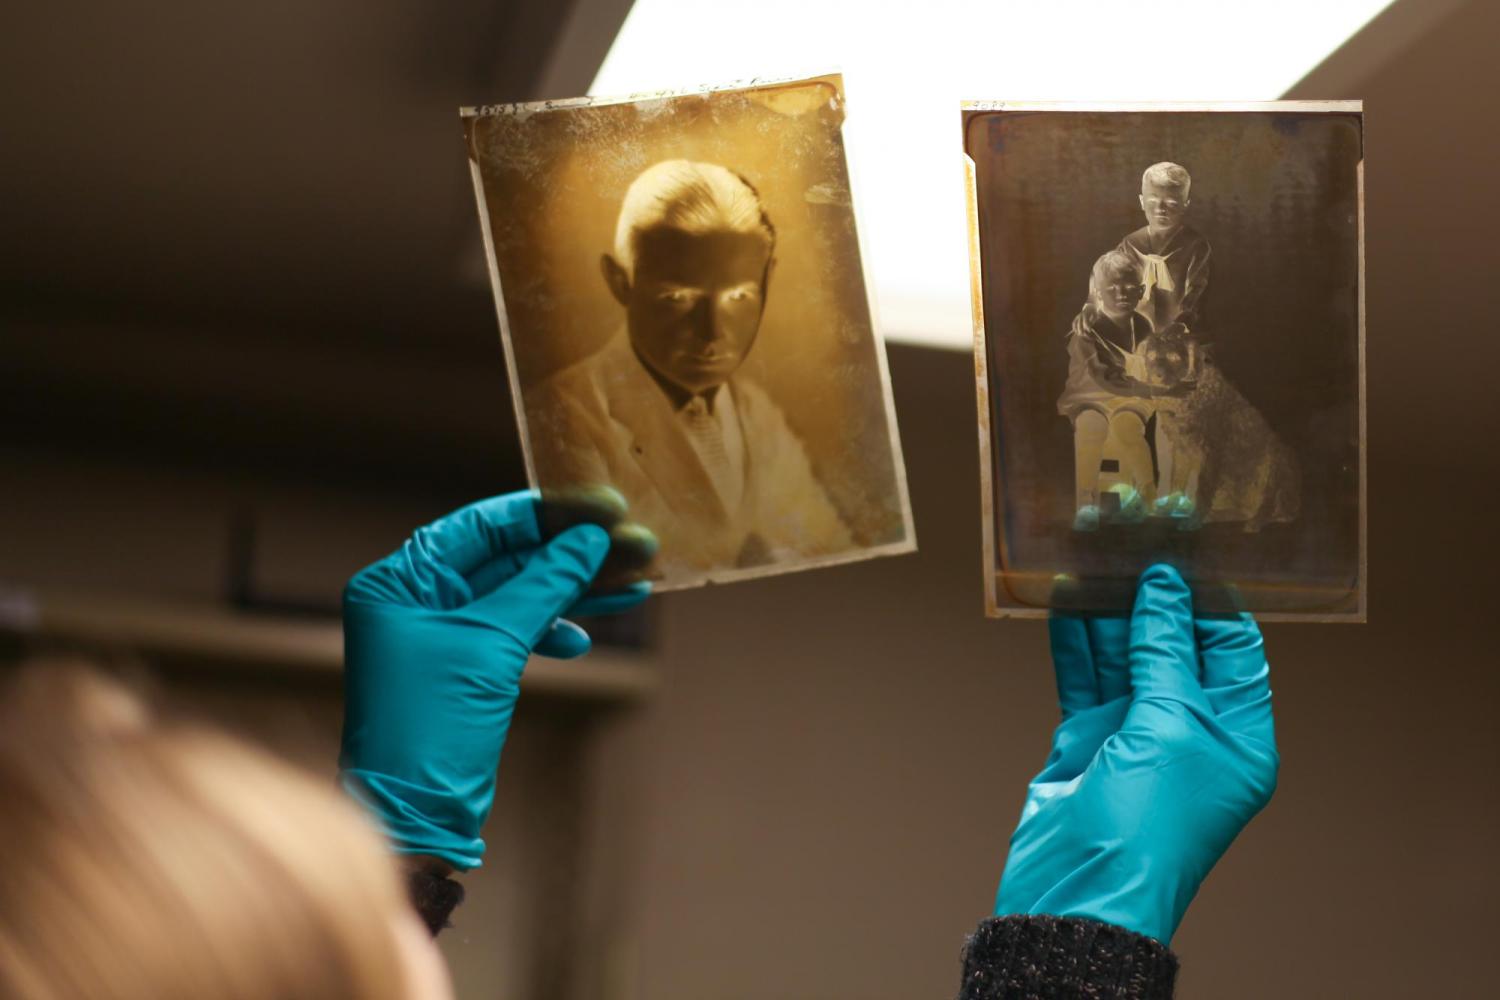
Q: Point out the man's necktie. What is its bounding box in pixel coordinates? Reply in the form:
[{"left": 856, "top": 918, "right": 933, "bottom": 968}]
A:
[{"left": 683, "top": 396, "right": 740, "bottom": 510}]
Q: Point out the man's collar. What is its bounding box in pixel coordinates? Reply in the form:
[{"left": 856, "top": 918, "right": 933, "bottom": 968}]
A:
[
  {"left": 1143, "top": 224, "right": 1186, "bottom": 252},
  {"left": 629, "top": 340, "right": 726, "bottom": 414}
]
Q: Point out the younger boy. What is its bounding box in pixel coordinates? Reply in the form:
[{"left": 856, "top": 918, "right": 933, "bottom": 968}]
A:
[{"left": 1057, "top": 250, "right": 1158, "bottom": 531}]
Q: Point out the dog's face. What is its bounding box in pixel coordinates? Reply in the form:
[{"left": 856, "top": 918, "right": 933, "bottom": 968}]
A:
[{"left": 1141, "top": 326, "right": 1191, "bottom": 387}]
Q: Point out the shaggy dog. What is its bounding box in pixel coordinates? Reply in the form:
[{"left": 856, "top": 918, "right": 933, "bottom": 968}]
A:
[{"left": 1142, "top": 327, "right": 1300, "bottom": 531}]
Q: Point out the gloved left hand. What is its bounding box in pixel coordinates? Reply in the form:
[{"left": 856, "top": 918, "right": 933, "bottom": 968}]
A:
[
  {"left": 339, "top": 490, "right": 651, "bottom": 871},
  {"left": 994, "top": 564, "right": 1278, "bottom": 945}
]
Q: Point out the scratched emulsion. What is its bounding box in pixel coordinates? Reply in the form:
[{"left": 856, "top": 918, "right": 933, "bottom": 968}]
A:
[{"left": 463, "top": 78, "right": 911, "bottom": 586}]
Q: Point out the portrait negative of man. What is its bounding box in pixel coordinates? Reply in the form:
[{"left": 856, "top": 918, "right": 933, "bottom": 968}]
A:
[
  {"left": 463, "top": 76, "right": 914, "bottom": 589},
  {"left": 964, "top": 104, "right": 1365, "bottom": 619}
]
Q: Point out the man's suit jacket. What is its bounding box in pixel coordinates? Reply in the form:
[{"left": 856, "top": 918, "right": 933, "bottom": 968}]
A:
[{"left": 525, "top": 334, "right": 853, "bottom": 579}]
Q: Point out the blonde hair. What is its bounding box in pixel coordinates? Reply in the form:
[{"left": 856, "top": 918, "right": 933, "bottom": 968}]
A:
[
  {"left": 1141, "top": 161, "right": 1191, "bottom": 197},
  {"left": 612, "top": 159, "right": 774, "bottom": 277},
  {"left": 0, "top": 661, "right": 412, "bottom": 1000},
  {"left": 1088, "top": 249, "right": 1141, "bottom": 305}
]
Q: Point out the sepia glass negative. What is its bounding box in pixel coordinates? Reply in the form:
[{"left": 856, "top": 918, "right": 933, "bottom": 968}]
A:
[
  {"left": 964, "top": 102, "right": 1365, "bottom": 620},
  {"left": 463, "top": 75, "right": 914, "bottom": 591}
]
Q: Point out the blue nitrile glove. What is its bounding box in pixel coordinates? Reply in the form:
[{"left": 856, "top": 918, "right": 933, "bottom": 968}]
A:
[
  {"left": 994, "top": 564, "right": 1278, "bottom": 944},
  {"left": 339, "top": 490, "right": 652, "bottom": 871}
]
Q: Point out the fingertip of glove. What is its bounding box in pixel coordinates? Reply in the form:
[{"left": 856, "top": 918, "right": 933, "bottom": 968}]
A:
[
  {"left": 1136, "top": 564, "right": 1193, "bottom": 613},
  {"left": 612, "top": 521, "right": 659, "bottom": 557},
  {"left": 539, "top": 485, "right": 629, "bottom": 533},
  {"left": 592, "top": 485, "right": 629, "bottom": 518},
  {"left": 537, "top": 618, "right": 593, "bottom": 659},
  {"left": 617, "top": 579, "right": 653, "bottom": 599},
  {"left": 1139, "top": 563, "right": 1187, "bottom": 590}
]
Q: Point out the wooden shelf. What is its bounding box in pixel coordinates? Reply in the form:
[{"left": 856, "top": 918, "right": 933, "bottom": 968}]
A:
[{"left": 0, "top": 587, "right": 659, "bottom": 703}]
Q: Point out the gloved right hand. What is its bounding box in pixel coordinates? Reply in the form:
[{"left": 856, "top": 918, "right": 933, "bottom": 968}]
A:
[
  {"left": 994, "top": 564, "right": 1279, "bottom": 945},
  {"left": 339, "top": 488, "right": 653, "bottom": 871}
]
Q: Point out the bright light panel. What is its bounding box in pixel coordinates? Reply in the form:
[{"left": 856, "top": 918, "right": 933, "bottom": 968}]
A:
[{"left": 592, "top": 0, "right": 1391, "bottom": 348}]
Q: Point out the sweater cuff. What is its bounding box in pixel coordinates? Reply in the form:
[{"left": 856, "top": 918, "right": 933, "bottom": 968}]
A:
[
  {"left": 957, "top": 915, "right": 1178, "bottom": 999},
  {"left": 405, "top": 869, "right": 465, "bottom": 936}
]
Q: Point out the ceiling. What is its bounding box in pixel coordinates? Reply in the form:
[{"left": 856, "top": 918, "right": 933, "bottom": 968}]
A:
[
  {"left": 1, "top": 0, "right": 632, "bottom": 494},
  {"left": 3, "top": 0, "right": 634, "bottom": 334}
]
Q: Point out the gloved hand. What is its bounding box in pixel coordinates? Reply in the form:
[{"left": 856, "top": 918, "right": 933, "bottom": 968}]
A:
[
  {"left": 994, "top": 564, "right": 1278, "bottom": 945},
  {"left": 339, "top": 489, "right": 652, "bottom": 871}
]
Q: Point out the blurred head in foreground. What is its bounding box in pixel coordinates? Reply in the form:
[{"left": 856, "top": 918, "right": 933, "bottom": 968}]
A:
[{"left": 0, "top": 660, "right": 452, "bottom": 1000}]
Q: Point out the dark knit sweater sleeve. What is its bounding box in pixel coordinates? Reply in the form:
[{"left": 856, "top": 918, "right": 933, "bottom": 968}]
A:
[
  {"left": 405, "top": 869, "right": 465, "bottom": 936},
  {"left": 957, "top": 915, "right": 1178, "bottom": 999}
]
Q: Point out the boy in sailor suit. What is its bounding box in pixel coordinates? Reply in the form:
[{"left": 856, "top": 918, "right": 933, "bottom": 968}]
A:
[{"left": 1117, "top": 161, "right": 1211, "bottom": 517}]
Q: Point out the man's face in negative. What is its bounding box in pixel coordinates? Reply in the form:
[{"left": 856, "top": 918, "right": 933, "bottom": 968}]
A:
[
  {"left": 1139, "top": 180, "right": 1189, "bottom": 232},
  {"left": 604, "top": 227, "right": 772, "bottom": 396}
]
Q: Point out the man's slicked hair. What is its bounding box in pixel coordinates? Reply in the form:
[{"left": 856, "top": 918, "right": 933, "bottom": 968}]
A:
[
  {"left": 613, "top": 159, "right": 775, "bottom": 277},
  {"left": 1141, "top": 161, "right": 1192, "bottom": 198}
]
